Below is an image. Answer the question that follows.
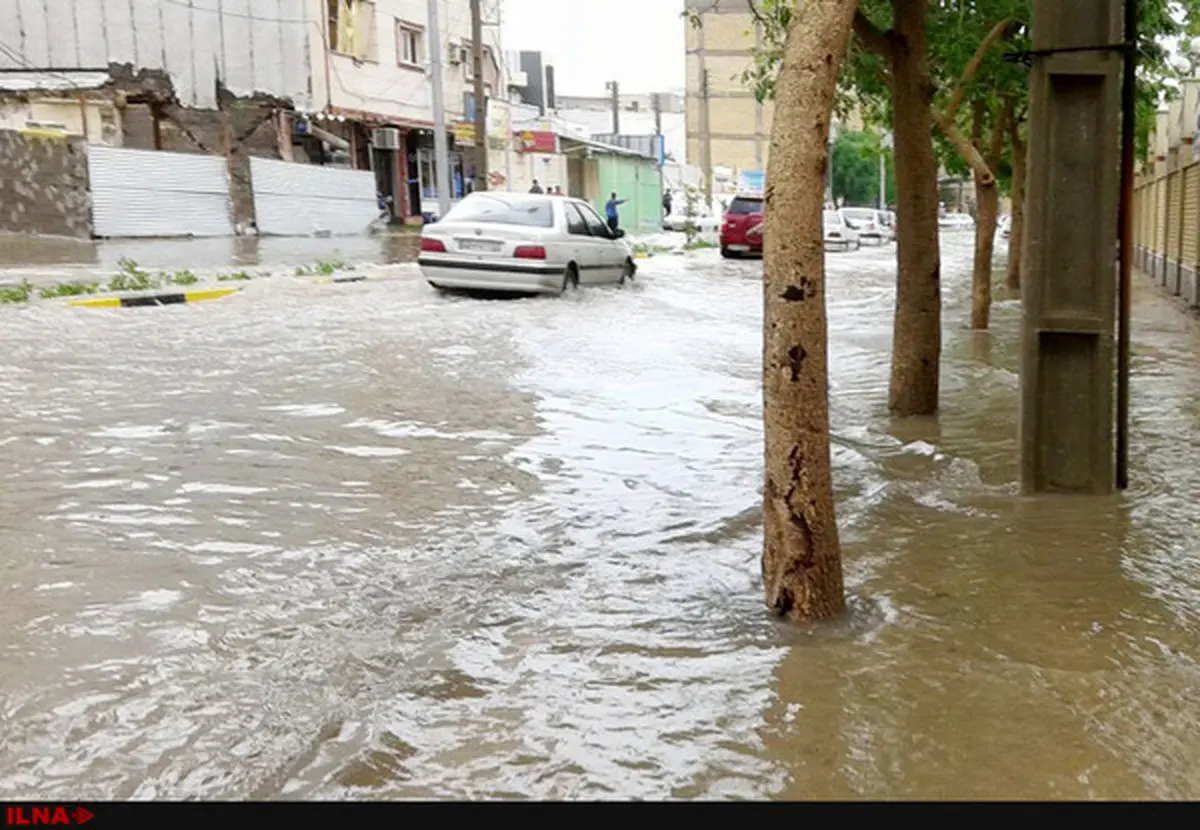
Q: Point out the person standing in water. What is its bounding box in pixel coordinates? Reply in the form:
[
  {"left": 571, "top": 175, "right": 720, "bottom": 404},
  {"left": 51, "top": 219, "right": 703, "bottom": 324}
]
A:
[{"left": 605, "top": 192, "right": 628, "bottom": 234}]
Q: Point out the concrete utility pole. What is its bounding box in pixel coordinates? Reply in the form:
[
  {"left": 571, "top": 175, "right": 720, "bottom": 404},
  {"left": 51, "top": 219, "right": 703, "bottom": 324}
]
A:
[
  {"left": 653, "top": 92, "right": 665, "bottom": 208},
  {"left": 427, "top": 0, "right": 452, "bottom": 218},
  {"left": 470, "top": 0, "right": 488, "bottom": 192},
  {"left": 1019, "top": 0, "right": 1123, "bottom": 493},
  {"left": 608, "top": 80, "right": 620, "bottom": 135},
  {"left": 879, "top": 131, "right": 892, "bottom": 210},
  {"left": 700, "top": 69, "right": 713, "bottom": 204}
]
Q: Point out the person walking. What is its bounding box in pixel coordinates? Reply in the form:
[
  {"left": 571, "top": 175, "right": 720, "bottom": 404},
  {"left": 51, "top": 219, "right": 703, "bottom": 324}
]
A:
[
  {"left": 662, "top": 190, "right": 673, "bottom": 217},
  {"left": 529, "top": 179, "right": 544, "bottom": 194},
  {"left": 605, "top": 192, "right": 628, "bottom": 234}
]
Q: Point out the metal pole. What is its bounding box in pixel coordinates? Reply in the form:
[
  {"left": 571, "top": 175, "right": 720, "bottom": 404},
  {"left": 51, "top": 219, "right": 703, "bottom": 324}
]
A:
[
  {"left": 470, "top": 0, "right": 488, "bottom": 192},
  {"left": 1116, "top": 0, "right": 1138, "bottom": 490},
  {"left": 653, "top": 92, "right": 665, "bottom": 214},
  {"left": 427, "top": 0, "right": 452, "bottom": 218},
  {"left": 609, "top": 80, "right": 620, "bottom": 136},
  {"left": 879, "top": 150, "right": 886, "bottom": 210},
  {"left": 700, "top": 69, "right": 713, "bottom": 204}
]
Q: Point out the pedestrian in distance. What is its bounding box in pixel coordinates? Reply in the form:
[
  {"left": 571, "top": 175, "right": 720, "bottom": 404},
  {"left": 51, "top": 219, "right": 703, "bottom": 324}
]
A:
[
  {"left": 529, "top": 179, "right": 544, "bottom": 194},
  {"left": 605, "top": 192, "right": 628, "bottom": 234}
]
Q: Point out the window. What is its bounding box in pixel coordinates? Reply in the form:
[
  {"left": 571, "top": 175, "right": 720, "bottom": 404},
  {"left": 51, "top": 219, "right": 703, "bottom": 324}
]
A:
[
  {"left": 443, "top": 194, "right": 555, "bottom": 228},
  {"left": 328, "top": 0, "right": 377, "bottom": 61},
  {"left": 578, "top": 203, "right": 610, "bottom": 236},
  {"left": 728, "top": 197, "right": 763, "bottom": 215},
  {"left": 396, "top": 21, "right": 422, "bottom": 67},
  {"left": 564, "top": 202, "right": 590, "bottom": 236},
  {"left": 464, "top": 45, "right": 494, "bottom": 82}
]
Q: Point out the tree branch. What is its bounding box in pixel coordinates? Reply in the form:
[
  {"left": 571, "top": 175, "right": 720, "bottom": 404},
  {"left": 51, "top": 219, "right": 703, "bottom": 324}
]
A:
[
  {"left": 935, "top": 111, "right": 995, "bottom": 186},
  {"left": 853, "top": 9, "right": 893, "bottom": 59},
  {"left": 746, "top": 0, "right": 767, "bottom": 27},
  {"left": 944, "top": 18, "right": 1017, "bottom": 124}
]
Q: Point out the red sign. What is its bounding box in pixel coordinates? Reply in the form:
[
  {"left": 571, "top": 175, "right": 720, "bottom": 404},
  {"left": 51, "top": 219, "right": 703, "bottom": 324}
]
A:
[
  {"left": 514, "top": 130, "right": 557, "bottom": 154},
  {"left": 5, "top": 807, "right": 93, "bottom": 825}
]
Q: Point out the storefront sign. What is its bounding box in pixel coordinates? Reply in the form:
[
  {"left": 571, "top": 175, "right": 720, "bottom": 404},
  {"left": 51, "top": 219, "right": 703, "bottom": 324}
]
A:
[
  {"left": 452, "top": 121, "right": 475, "bottom": 147},
  {"left": 486, "top": 99, "right": 512, "bottom": 142},
  {"left": 515, "top": 130, "right": 557, "bottom": 154}
]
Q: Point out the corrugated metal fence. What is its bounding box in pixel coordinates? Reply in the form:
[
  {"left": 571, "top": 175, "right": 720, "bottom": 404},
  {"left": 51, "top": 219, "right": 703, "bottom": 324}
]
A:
[
  {"left": 1135, "top": 153, "right": 1200, "bottom": 306},
  {"left": 88, "top": 146, "right": 234, "bottom": 238},
  {"left": 250, "top": 158, "right": 379, "bottom": 237}
]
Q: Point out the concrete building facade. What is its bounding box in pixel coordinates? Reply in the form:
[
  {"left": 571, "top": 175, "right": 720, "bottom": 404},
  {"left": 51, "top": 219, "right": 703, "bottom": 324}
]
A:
[
  {"left": 0, "top": 0, "right": 507, "bottom": 225},
  {"left": 684, "top": 0, "right": 769, "bottom": 191}
]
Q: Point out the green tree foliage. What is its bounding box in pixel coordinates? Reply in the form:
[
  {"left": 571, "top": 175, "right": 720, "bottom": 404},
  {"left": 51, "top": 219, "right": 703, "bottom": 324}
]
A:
[
  {"left": 832, "top": 131, "right": 897, "bottom": 207},
  {"left": 727, "top": 0, "right": 1200, "bottom": 164}
]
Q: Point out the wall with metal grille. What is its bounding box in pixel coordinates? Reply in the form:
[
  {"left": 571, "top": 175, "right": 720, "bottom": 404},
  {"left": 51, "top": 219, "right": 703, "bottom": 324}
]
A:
[
  {"left": 1183, "top": 166, "right": 1199, "bottom": 267},
  {"left": 250, "top": 158, "right": 380, "bottom": 237},
  {"left": 88, "top": 146, "right": 234, "bottom": 238}
]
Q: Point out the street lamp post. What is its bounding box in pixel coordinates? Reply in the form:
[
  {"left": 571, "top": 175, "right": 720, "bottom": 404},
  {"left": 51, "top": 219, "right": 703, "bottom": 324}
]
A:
[{"left": 879, "top": 131, "right": 893, "bottom": 210}]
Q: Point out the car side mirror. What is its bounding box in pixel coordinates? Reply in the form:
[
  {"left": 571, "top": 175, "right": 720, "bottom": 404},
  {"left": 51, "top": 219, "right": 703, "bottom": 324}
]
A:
[{"left": 614, "top": 229, "right": 625, "bottom": 239}]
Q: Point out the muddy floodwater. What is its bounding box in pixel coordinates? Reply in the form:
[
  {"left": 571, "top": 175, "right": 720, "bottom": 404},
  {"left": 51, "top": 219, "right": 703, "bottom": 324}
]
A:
[{"left": 1, "top": 235, "right": 1200, "bottom": 799}]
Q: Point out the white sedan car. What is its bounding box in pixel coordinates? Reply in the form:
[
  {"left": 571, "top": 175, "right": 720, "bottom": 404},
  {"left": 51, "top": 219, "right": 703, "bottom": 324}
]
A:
[
  {"left": 939, "top": 212, "right": 975, "bottom": 231},
  {"left": 824, "top": 209, "right": 861, "bottom": 251},
  {"left": 418, "top": 192, "right": 637, "bottom": 295},
  {"left": 662, "top": 209, "right": 722, "bottom": 232},
  {"left": 839, "top": 207, "right": 891, "bottom": 245}
]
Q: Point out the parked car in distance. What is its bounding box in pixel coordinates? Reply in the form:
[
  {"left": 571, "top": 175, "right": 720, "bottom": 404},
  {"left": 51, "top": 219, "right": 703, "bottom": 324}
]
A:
[
  {"left": 881, "top": 210, "right": 898, "bottom": 241},
  {"left": 839, "top": 207, "right": 891, "bottom": 245},
  {"left": 998, "top": 214, "right": 1012, "bottom": 239},
  {"left": 418, "top": 192, "right": 636, "bottom": 295},
  {"left": 662, "top": 206, "right": 721, "bottom": 233},
  {"left": 720, "top": 191, "right": 766, "bottom": 258},
  {"left": 824, "top": 209, "right": 861, "bottom": 251},
  {"left": 939, "top": 212, "right": 975, "bottom": 231}
]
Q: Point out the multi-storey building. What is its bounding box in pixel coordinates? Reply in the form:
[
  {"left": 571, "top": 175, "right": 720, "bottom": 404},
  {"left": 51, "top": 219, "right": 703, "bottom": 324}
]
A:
[
  {"left": 684, "top": 0, "right": 768, "bottom": 192},
  {"left": 0, "top": 0, "right": 506, "bottom": 223}
]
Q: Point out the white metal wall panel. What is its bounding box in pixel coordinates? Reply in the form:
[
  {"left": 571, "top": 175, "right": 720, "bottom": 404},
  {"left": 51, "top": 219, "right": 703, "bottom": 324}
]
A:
[
  {"left": 251, "top": 158, "right": 380, "bottom": 237},
  {"left": 88, "top": 146, "right": 234, "bottom": 238}
]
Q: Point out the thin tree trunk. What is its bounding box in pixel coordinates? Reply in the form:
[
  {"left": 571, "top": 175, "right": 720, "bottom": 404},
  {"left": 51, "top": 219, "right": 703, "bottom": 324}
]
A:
[
  {"left": 761, "top": 0, "right": 856, "bottom": 624},
  {"left": 1006, "top": 121, "right": 1026, "bottom": 293},
  {"left": 886, "top": 0, "right": 941, "bottom": 416},
  {"left": 970, "top": 99, "right": 1009, "bottom": 329}
]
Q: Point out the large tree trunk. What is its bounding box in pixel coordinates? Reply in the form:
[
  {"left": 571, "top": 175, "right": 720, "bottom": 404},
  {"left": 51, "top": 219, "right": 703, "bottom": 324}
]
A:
[
  {"left": 1006, "top": 122, "right": 1026, "bottom": 293},
  {"left": 886, "top": 0, "right": 941, "bottom": 416},
  {"left": 761, "top": 0, "right": 856, "bottom": 624}
]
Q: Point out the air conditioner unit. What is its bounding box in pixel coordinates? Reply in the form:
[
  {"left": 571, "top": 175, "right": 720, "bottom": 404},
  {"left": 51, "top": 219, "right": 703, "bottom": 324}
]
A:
[{"left": 372, "top": 127, "right": 402, "bottom": 150}]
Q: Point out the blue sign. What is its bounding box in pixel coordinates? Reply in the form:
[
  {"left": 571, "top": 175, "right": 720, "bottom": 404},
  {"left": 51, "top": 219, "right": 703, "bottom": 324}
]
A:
[{"left": 738, "top": 170, "right": 765, "bottom": 192}]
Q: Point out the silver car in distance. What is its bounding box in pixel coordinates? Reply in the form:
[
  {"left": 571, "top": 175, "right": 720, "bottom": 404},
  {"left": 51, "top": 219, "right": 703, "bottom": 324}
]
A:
[{"left": 418, "top": 192, "right": 637, "bottom": 295}]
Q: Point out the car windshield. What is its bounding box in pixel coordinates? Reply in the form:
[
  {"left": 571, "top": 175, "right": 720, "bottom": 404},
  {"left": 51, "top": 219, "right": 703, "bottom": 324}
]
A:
[
  {"left": 443, "top": 194, "right": 555, "bottom": 228},
  {"left": 823, "top": 211, "right": 841, "bottom": 225},
  {"left": 728, "top": 197, "right": 763, "bottom": 215}
]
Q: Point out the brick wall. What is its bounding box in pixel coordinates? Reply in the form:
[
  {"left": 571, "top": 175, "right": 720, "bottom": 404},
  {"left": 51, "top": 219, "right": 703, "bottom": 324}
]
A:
[{"left": 0, "top": 129, "right": 92, "bottom": 238}]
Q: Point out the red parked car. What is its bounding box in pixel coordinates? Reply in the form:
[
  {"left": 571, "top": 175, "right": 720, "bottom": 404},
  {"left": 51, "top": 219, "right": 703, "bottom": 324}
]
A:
[{"left": 720, "top": 192, "right": 765, "bottom": 258}]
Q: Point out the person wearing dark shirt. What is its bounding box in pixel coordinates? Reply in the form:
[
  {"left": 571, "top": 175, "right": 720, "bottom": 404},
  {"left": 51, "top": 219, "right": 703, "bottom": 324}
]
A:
[
  {"left": 529, "top": 180, "right": 544, "bottom": 194},
  {"left": 605, "top": 192, "right": 628, "bottom": 234}
]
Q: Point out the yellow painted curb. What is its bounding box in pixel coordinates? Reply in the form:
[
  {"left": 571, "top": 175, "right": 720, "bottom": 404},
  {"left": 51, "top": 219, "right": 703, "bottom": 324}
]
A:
[
  {"left": 67, "top": 296, "right": 122, "bottom": 309},
  {"left": 184, "top": 288, "right": 240, "bottom": 303},
  {"left": 68, "top": 287, "right": 241, "bottom": 308}
]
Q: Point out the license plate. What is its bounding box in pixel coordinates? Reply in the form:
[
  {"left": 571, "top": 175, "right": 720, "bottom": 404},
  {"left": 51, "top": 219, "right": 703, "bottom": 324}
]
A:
[
  {"left": 729, "top": 244, "right": 750, "bottom": 252},
  {"left": 458, "top": 239, "right": 501, "bottom": 253}
]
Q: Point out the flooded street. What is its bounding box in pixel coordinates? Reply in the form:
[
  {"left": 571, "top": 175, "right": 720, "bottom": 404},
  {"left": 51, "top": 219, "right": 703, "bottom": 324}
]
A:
[{"left": 2, "top": 234, "right": 1200, "bottom": 800}]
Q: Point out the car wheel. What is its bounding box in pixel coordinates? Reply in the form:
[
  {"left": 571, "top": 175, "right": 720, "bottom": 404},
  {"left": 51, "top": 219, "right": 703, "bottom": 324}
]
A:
[
  {"left": 720, "top": 247, "right": 735, "bottom": 259},
  {"left": 620, "top": 259, "right": 636, "bottom": 285},
  {"left": 561, "top": 264, "right": 580, "bottom": 294}
]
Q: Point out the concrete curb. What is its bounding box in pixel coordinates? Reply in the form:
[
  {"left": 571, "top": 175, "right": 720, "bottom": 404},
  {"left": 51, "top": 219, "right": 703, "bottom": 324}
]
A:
[{"left": 68, "top": 287, "right": 242, "bottom": 308}]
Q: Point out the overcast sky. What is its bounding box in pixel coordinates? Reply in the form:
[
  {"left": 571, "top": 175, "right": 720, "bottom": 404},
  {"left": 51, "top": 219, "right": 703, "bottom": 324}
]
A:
[{"left": 498, "top": 0, "right": 687, "bottom": 97}]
